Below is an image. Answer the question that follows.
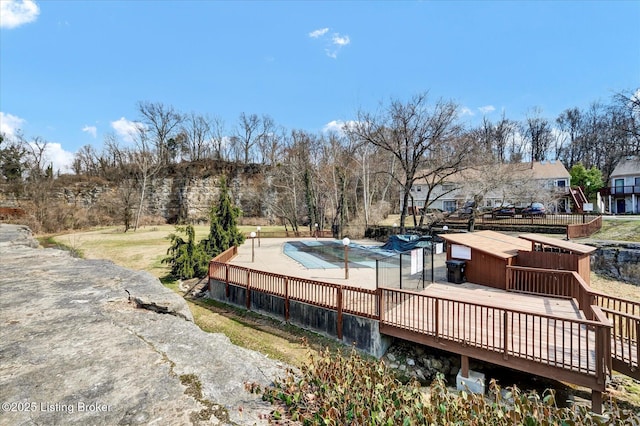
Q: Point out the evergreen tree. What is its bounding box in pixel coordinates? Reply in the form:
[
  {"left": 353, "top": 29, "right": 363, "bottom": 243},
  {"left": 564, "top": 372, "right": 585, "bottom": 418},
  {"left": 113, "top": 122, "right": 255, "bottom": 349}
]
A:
[
  {"left": 199, "top": 175, "right": 245, "bottom": 258},
  {"left": 162, "top": 175, "right": 245, "bottom": 279},
  {"left": 162, "top": 225, "right": 208, "bottom": 279}
]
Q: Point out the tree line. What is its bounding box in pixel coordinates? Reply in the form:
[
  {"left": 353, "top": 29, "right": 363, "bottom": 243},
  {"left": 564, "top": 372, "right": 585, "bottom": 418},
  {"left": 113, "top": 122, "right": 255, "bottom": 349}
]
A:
[{"left": 1, "top": 89, "right": 638, "bottom": 233}]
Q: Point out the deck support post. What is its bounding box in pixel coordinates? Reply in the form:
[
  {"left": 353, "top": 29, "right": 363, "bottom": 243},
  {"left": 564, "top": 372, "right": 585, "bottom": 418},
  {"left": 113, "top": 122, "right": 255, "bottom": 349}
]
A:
[
  {"left": 592, "top": 390, "right": 602, "bottom": 415},
  {"left": 284, "top": 277, "right": 290, "bottom": 322},
  {"left": 337, "top": 287, "right": 343, "bottom": 340},
  {"left": 461, "top": 355, "right": 469, "bottom": 378},
  {"left": 246, "top": 270, "right": 251, "bottom": 310}
]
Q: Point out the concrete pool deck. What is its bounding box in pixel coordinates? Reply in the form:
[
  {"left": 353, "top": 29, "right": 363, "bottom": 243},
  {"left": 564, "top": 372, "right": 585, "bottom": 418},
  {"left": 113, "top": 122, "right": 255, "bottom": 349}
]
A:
[{"left": 228, "top": 237, "right": 450, "bottom": 290}]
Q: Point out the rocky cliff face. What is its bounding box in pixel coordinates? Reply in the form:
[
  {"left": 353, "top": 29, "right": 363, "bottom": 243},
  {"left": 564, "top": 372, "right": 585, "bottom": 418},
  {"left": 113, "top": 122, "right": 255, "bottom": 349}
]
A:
[
  {"left": 0, "top": 224, "right": 284, "bottom": 425},
  {"left": 58, "top": 173, "right": 275, "bottom": 224},
  {"left": 589, "top": 241, "right": 640, "bottom": 285}
]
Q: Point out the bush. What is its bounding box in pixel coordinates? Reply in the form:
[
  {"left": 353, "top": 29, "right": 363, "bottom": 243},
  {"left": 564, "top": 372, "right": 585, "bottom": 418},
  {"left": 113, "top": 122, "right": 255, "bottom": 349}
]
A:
[{"left": 248, "top": 346, "right": 639, "bottom": 425}]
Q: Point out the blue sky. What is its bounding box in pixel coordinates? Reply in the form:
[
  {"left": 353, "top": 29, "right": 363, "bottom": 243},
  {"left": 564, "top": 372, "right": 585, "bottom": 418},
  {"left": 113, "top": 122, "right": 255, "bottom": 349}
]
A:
[{"left": 1, "top": 0, "right": 639, "bottom": 172}]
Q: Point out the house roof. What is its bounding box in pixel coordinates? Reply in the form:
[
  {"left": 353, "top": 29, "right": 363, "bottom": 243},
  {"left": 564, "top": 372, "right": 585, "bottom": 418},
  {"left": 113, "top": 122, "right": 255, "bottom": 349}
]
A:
[
  {"left": 610, "top": 156, "right": 640, "bottom": 178},
  {"left": 414, "top": 160, "right": 569, "bottom": 185},
  {"left": 518, "top": 233, "right": 597, "bottom": 255},
  {"left": 439, "top": 230, "right": 531, "bottom": 259}
]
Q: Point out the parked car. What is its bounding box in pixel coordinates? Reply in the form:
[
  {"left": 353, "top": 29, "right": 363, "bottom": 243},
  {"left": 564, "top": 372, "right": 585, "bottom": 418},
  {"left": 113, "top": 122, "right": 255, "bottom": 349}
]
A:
[
  {"left": 491, "top": 204, "right": 515, "bottom": 218},
  {"left": 522, "top": 202, "right": 547, "bottom": 217}
]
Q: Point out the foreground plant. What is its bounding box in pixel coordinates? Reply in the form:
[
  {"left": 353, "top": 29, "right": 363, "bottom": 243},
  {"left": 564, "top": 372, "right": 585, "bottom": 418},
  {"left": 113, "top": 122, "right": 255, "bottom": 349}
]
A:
[{"left": 248, "top": 346, "right": 639, "bottom": 425}]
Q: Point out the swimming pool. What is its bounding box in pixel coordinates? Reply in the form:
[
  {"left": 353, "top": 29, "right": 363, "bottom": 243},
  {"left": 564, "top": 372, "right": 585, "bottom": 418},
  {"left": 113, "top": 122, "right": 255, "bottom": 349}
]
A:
[{"left": 283, "top": 240, "right": 397, "bottom": 269}]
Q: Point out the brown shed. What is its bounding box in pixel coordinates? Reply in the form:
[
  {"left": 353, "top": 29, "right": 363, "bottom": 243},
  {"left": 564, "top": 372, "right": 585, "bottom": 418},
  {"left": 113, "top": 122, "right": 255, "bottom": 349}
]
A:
[
  {"left": 516, "top": 233, "right": 596, "bottom": 284},
  {"left": 440, "top": 230, "right": 531, "bottom": 289}
]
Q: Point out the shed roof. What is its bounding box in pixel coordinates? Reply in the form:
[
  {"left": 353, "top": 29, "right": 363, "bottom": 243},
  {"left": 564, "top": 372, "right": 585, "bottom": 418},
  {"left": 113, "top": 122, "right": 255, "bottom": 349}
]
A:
[
  {"left": 439, "top": 230, "right": 531, "bottom": 259},
  {"left": 517, "top": 233, "right": 597, "bottom": 255}
]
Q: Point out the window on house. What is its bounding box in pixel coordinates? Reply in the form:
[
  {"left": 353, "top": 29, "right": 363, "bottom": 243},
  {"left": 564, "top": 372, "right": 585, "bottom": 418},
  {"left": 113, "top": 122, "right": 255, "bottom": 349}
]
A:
[
  {"left": 443, "top": 200, "right": 456, "bottom": 212},
  {"left": 556, "top": 180, "right": 566, "bottom": 187},
  {"left": 416, "top": 186, "right": 422, "bottom": 192},
  {"left": 615, "top": 179, "right": 625, "bottom": 195}
]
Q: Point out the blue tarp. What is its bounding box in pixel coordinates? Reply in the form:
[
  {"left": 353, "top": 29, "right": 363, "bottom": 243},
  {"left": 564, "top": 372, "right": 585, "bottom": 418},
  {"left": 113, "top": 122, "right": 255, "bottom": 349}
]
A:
[{"left": 381, "top": 234, "right": 432, "bottom": 252}]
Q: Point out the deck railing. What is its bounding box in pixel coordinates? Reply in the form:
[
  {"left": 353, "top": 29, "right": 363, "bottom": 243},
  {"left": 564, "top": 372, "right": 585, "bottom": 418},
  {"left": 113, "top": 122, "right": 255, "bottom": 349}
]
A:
[
  {"left": 506, "top": 265, "right": 638, "bottom": 378},
  {"left": 475, "top": 213, "right": 601, "bottom": 227},
  {"left": 567, "top": 215, "right": 602, "bottom": 239},
  {"left": 209, "top": 260, "right": 379, "bottom": 319},
  {"left": 506, "top": 266, "right": 596, "bottom": 318},
  {"left": 379, "top": 287, "right": 611, "bottom": 383},
  {"left": 244, "top": 230, "right": 333, "bottom": 239}
]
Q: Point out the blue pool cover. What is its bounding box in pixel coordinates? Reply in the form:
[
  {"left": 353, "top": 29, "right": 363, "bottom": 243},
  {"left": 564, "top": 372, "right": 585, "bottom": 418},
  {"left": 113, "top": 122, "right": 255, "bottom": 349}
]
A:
[{"left": 283, "top": 240, "right": 398, "bottom": 269}]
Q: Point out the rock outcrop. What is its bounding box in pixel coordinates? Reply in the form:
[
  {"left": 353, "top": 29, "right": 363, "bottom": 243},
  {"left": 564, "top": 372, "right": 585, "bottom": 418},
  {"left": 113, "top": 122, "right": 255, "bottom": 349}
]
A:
[
  {"left": 0, "top": 224, "right": 284, "bottom": 425},
  {"left": 589, "top": 240, "right": 640, "bottom": 286}
]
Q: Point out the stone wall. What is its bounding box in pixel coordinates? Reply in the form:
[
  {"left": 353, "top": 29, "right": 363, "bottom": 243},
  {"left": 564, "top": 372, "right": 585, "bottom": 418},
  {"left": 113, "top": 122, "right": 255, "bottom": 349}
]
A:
[{"left": 589, "top": 241, "right": 640, "bottom": 285}]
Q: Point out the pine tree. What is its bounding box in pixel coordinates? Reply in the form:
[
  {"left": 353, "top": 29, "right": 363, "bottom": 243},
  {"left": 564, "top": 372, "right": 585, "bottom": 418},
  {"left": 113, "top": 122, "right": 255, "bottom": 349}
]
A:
[
  {"left": 199, "top": 175, "right": 244, "bottom": 259},
  {"left": 162, "top": 225, "right": 208, "bottom": 279},
  {"left": 163, "top": 176, "right": 245, "bottom": 279}
]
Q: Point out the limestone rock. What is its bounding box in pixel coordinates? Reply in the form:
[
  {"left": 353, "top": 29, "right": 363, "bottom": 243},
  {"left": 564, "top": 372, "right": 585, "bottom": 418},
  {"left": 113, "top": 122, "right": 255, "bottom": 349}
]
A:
[{"left": 0, "top": 224, "right": 284, "bottom": 425}]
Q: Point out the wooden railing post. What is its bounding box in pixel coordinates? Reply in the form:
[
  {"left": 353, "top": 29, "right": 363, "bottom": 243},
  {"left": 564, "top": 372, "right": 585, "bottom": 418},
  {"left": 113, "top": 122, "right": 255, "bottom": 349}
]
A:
[
  {"left": 503, "top": 311, "right": 509, "bottom": 360},
  {"left": 284, "top": 277, "right": 290, "bottom": 322},
  {"left": 225, "top": 264, "right": 230, "bottom": 298},
  {"left": 337, "top": 287, "right": 343, "bottom": 340},
  {"left": 636, "top": 320, "right": 640, "bottom": 371},
  {"left": 434, "top": 299, "right": 440, "bottom": 341},
  {"left": 246, "top": 270, "right": 251, "bottom": 310},
  {"left": 377, "top": 287, "right": 383, "bottom": 323}
]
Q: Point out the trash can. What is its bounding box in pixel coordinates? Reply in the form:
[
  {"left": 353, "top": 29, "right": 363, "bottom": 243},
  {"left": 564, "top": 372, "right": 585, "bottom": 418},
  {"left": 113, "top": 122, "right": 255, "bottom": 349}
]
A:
[{"left": 446, "top": 259, "right": 466, "bottom": 284}]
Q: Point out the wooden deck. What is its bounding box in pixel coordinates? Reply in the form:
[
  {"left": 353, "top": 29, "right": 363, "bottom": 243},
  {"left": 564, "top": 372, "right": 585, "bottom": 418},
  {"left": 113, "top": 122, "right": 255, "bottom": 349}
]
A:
[
  {"left": 379, "top": 284, "right": 609, "bottom": 391},
  {"left": 209, "top": 246, "right": 639, "bottom": 413},
  {"left": 423, "top": 282, "right": 585, "bottom": 319}
]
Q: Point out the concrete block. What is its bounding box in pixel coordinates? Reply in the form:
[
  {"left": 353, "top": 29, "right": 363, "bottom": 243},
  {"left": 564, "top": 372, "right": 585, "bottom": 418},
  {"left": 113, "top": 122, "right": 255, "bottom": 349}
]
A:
[{"left": 456, "top": 369, "right": 486, "bottom": 394}]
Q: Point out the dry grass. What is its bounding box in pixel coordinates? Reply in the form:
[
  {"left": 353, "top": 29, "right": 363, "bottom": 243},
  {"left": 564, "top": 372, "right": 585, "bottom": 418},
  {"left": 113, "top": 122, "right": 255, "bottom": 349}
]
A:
[{"left": 591, "top": 218, "right": 640, "bottom": 242}]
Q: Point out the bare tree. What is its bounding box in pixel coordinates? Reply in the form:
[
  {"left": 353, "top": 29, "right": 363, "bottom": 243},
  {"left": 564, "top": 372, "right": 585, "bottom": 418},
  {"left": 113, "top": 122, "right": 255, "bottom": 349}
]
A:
[
  {"left": 233, "top": 113, "right": 274, "bottom": 164},
  {"left": 209, "top": 116, "right": 227, "bottom": 160},
  {"left": 129, "top": 125, "right": 161, "bottom": 231},
  {"left": 137, "top": 101, "right": 183, "bottom": 165},
  {"left": 556, "top": 107, "right": 584, "bottom": 167},
  {"left": 257, "top": 125, "right": 285, "bottom": 166},
  {"left": 493, "top": 113, "right": 517, "bottom": 163},
  {"left": 181, "top": 112, "right": 213, "bottom": 161},
  {"left": 523, "top": 107, "right": 553, "bottom": 162},
  {"left": 345, "top": 93, "right": 467, "bottom": 232}
]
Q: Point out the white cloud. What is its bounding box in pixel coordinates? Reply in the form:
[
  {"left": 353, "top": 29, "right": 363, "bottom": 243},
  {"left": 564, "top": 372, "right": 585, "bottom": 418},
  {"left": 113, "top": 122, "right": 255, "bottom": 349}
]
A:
[
  {"left": 309, "top": 27, "right": 351, "bottom": 58},
  {"left": 0, "top": 111, "right": 26, "bottom": 138},
  {"left": 322, "top": 119, "right": 358, "bottom": 135},
  {"left": 0, "top": 0, "right": 40, "bottom": 29},
  {"left": 309, "top": 27, "right": 329, "bottom": 38},
  {"left": 459, "top": 107, "right": 474, "bottom": 117},
  {"left": 37, "top": 141, "right": 74, "bottom": 174},
  {"left": 323, "top": 120, "right": 345, "bottom": 133},
  {"left": 332, "top": 34, "right": 350, "bottom": 46},
  {"left": 478, "top": 105, "right": 495, "bottom": 114},
  {"left": 82, "top": 125, "right": 97, "bottom": 138},
  {"left": 111, "top": 117, "right": 144, "bottom": 143}
]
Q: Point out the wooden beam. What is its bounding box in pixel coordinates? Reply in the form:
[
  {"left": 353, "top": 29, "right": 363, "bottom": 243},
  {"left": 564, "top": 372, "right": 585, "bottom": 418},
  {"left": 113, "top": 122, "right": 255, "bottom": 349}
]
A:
[
  {"left": 461, "top": 355, "right": 469, "bottom": 378},
  {"left": 379, "top": 324, "right": 605, "bottom": 391},
  {"left": 592, "top": 390, "right": 602, "bottom": 415}
]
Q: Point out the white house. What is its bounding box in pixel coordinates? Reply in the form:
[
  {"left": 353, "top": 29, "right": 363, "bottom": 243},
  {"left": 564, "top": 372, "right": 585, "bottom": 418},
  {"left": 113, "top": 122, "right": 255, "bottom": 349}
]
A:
[
  {"left": 405, "top": 160, "right": 572, "bottom": 213},
  {"left": 601, "top": 156, "right": 640, "bottom": 214}
]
